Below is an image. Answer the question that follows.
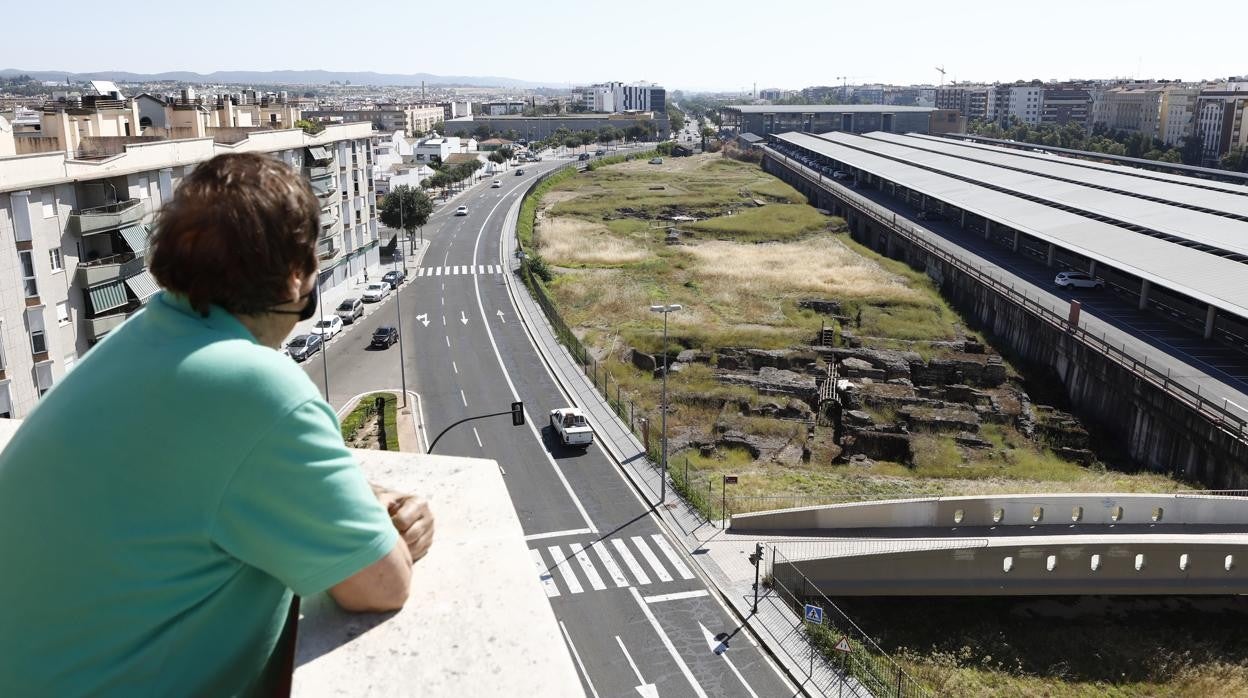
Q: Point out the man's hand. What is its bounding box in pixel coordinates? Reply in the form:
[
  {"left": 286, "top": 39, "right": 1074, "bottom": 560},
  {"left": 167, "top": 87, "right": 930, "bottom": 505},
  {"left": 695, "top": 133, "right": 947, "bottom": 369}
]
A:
[{"left": 372, "top": 485, "right": 435, "bottom": 562}]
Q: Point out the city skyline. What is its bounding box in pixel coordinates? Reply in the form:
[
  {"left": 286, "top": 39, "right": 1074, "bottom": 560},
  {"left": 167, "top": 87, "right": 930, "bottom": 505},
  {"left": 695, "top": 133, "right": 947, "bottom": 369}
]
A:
[{"left": 2, "top": 0, "right": 1242, "bottom": 92}]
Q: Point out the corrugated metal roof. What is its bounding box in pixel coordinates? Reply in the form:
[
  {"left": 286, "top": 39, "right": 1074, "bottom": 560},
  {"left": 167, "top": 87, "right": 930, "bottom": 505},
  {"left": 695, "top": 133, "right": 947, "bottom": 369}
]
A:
[
  {"left": 814, "top": 131, "right": 1248, "bottom": 256},
  {"left": 891, "top": 133, "right": 1248, "bottom": 215},
  {"left": 772, "top": 131, "right": 1248, "bottom": 318}
]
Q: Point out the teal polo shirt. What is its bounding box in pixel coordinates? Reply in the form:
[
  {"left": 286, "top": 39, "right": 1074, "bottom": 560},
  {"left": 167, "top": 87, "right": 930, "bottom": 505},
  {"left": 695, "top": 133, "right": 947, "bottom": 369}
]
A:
[{"left": 0, "top": 292, "right": 397, "bottom": 697}]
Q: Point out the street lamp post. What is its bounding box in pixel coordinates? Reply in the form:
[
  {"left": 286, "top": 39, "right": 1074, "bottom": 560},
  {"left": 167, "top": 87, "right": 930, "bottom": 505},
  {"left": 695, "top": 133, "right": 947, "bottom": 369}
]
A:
[
  {"left": 649, "top": 303, "right": 682, "bottom": 504},
  {"left": 395, "top": 194, "right": 409, "bottom": 408},
  {"left": 317, "top": 280, "right": 330, "bottom": 402}
]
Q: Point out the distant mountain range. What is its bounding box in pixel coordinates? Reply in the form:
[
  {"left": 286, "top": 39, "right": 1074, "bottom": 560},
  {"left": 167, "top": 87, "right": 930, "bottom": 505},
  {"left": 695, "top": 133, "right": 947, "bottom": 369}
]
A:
[{"left": 0, "top": 68, "right": 562, "bottom": 89}]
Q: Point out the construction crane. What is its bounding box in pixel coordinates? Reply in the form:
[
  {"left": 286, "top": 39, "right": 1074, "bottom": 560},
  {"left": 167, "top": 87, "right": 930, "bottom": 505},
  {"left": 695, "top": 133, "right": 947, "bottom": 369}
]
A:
[{"left": 935, "top": 66, "right": 947, "bottom": 86}]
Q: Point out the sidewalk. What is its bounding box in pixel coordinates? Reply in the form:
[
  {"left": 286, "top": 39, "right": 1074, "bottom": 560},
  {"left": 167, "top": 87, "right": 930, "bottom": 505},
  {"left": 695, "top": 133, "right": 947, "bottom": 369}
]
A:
[{"left": 498, "top": 197, "right": 857, "bottom": 697}]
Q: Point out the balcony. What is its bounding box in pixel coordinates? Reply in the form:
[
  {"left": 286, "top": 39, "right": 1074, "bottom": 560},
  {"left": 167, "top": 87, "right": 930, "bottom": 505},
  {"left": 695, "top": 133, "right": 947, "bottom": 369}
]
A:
[
  {"left": 317, "top": 238, "right": 339, "bottom": 260},
  {"left": 69, "top": 199, "right": 148, "bottom": 236},
  {"left": 319, "top": 210, "right": 339, "bottom": 230},
  {"left": 85, "top": 309, "right": 131, "bottom": 341},
  {"left": 75, "top": 253, "right": 145, "bottom": 288},
  {"left": 307, "top": 166, "right": 334, "bottom": 180},
  {"left": 0, "top": 421, "right": 579, "bottom": 696}
]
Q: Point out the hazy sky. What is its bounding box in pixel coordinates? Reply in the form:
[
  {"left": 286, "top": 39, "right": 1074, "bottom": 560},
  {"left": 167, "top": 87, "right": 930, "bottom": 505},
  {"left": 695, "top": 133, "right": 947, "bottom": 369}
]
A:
[{"left": 4, "top": 0, "right": 1243, "bottom": 91}]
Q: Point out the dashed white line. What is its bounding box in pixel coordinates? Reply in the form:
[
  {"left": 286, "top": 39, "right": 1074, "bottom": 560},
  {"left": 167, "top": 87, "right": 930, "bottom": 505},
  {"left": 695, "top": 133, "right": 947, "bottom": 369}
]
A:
[
  {"left": 473, "top": 426, "right": 483, "bottom": 448},
  {"left": 445, "top": 336, "right": 450, "bottom": 347},
  {"left": 460, "top": 389, "right": 468, "bottom": 407},
  {"left": 570, "top": 543, "right": 606, "bottom": 591},
  {"left": 452, "top": 361, "right": 459, "bottom": 374},
  {"left": 559, "top": 621, "right": 601, "bottom": 698},
  {"left": 644, "top": 589, "right": 709, "bottom": 604},
  {"left": 531, "top": 548, "right": 559, "bottom": 598},
  {"left": 442, "top": 315, "right": 446, "bottom": 326},
  {"left": 590, "top": 541, "right": 630, "bottom": 588},
  {"left": 611, "top": 538, "right": 650, "bottom": 585},
  {"left": 548, "top": 545, "right": 583, "bottom": 594},
  {"left": 631, "top": 535, "right": 673, "bottom": 583},
  {"left": 629, "top": 587, "right": 708, "bottom": 698},
  {"left": 651, "top": 534, "right": 695, "bottom": 580}
]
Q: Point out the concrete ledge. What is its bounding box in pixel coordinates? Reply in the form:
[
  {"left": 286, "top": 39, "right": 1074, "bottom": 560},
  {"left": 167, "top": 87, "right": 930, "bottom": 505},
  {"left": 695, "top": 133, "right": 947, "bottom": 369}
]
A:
[
  {"left": 293, "top": 448, "right": 582, "bottom": 697},
  {"left": 732, "top": 492, "right": 1248, "bottom": 532}
]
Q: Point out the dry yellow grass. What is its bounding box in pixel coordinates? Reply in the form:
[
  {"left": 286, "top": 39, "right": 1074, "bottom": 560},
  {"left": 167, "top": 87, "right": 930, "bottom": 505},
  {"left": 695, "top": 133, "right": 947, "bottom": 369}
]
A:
[
  {"left": 685, "top": 237, "right": 928, "bottom": 306},
  {"left": 537, "top": 216, "right": 654, "bottom": 266}
]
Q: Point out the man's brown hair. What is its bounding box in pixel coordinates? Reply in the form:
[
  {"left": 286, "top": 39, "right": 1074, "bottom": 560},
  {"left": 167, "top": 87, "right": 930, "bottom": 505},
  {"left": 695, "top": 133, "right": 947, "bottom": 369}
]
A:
[{"left": 149, "top": 152, "right": 320, "bottom": 316}]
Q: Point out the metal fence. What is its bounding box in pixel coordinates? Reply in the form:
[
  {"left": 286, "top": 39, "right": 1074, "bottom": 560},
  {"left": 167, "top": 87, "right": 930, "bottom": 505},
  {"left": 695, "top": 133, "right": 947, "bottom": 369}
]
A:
[
  {"left": 765, "top": 147, "right": 1248, "bottom": 446},
  {"left": 767, "top": 546, "right": 935, "bottom": 698}
]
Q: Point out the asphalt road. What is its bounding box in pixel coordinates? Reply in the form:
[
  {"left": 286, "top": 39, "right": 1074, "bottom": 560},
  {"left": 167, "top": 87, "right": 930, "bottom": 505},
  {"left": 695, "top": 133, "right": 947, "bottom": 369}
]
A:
[{"left": 305, "top": 153, "right": 796, "bottom": 697}]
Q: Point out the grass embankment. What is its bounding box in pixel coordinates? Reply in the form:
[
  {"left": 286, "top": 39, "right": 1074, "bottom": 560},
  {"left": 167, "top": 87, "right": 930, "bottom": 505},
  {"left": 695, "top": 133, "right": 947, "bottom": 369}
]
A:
[{"left": 340, "top": 392, "right": 400, "bottom": 451}]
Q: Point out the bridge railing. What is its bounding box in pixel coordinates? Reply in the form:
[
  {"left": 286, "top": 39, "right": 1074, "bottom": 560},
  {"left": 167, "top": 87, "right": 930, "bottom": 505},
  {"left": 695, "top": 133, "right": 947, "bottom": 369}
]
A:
[
  {"left": 767, "top": 545, "right": 936, "bottom": 698},
  {"left": 763, "top": 146, "right": 1248, "bottom": 446}
]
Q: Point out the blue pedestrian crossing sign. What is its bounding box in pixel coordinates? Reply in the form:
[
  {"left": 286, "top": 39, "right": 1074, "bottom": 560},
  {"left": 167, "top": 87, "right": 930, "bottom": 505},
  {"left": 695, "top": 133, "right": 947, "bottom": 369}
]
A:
[{"left": 803, "top": 604, "right": 823, "bottom": 624}]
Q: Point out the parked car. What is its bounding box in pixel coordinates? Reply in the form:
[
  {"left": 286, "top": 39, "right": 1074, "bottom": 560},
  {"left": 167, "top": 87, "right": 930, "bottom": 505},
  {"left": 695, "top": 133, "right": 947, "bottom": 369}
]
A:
[
  {"left": 530, "top": 155, "right": 542, "bottom": 162},
  {"left": 335, "top": 297, "right": 364, "bottom": 324},
  {"left": 594, "top": 149, "right": 606, "bottom": 156},
  {"left": 491, "top": 180, "right": 502, "bottom": 188},
  {"left": 362, "top": 282, "right": 391, "bottom": 302},
  {"left": 371, "top": 326, "right": 399, "bottom": 349},
  {"left": 1054, "top": 271, "right": 1105, "bottom": 289},
  {"left": 455, "top": 205, "right": 468, "bottom": 216},
  {"left": 381, "top": 269, "right": 406, "bottom": 289},
  {"left": 515, "top": 168, "right": 525, "bottom": 175},
  {"left": 549, "top": 407, "right": 594, "bottom": 448},
  {"left": 286, "top": 334, "right": 323, "bottom": 362},
  {"left": 649, "top": 157, "right": 663, "bottom": 165},
  {"left": 578, "top": 153, "right": 591, "bottom": 161},
  {"left": 309, "top": 315, "right": 343, "bottom": 340}
]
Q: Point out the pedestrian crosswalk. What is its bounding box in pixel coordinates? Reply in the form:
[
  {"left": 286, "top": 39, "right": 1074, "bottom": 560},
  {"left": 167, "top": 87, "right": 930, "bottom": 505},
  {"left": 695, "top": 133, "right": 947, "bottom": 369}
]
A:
[
  {"left": 532, "top": 534, "right": 697, "bottom": 598},
  {"left": 416, "top": 264, "right": 504, "bottom": 277}
]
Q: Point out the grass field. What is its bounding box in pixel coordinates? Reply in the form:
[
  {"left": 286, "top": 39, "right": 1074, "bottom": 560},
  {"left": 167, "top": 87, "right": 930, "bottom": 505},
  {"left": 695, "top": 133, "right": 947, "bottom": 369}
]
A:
[{"left": 527, "top": 152, "right": 1207, "bottom": 694}]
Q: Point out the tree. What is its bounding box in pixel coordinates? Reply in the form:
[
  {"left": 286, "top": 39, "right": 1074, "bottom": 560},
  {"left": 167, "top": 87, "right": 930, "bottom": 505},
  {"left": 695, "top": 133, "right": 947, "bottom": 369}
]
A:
[
  {"left": 473, "top": 124, "right": 491, "bottom": 140},
  {"left": 1222, "top": 147, "right": 1248, "bottom": 173},
  {"left": 1179, "top": 133, "right": 1205, "bottom": 166},
  {"left": 379, "top": 185, "right": 433, "bottom": 238},
  {"left": 564, "top": 136, "right": 581, "bottom": 151},
  {"left": 498, "top": 145, "right": 515, "bottom": 160},
  {"left": 294, "top": 119, "right": 325, "bottom": 135},
  {"left": 431, "top": 120, "right": 445, "bottom": 134},
  {"left": 488, "top": 151, "right": 506, "bottom": 164}
]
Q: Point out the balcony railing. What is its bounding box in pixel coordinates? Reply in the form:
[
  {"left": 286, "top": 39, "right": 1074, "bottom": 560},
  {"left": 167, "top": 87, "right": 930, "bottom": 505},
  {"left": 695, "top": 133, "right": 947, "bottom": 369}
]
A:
[
  {"left": 75, "top": 253, "right": 145, "bottom": 287},
  {"left": 69, "top": 199, "right": 147, "bottom": 236},
  {"left": 85, "top": 309, "right": 132, "bottom": 341},
  {"left": 307, "top": 166, "right": 334, "bottom": 180},
  {"left": 320, "top": 210, "right": 339, "bottom": 229}
]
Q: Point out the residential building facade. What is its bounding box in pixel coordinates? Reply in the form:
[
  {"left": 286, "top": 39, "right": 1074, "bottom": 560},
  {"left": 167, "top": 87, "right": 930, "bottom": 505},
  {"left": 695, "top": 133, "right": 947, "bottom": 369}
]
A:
[
  {"left": 574, "top": 82, "right": 666, "bottom": 114},
  {"left": 1194, "top": 91, "right": 1248, "bottom": 165},
  {"left": 0, "top": 109, "right": 377, "bottom": 419},
  {"left": 1039, "top": 86, "right": 1092, "bottom": 126},
  {"left": 303, "top": 104, "right": 443, "bottom": 136}
]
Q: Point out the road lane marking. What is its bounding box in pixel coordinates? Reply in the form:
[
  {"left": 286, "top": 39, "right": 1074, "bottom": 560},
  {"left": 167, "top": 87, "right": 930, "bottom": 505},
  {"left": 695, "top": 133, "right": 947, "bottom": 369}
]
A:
[
  {"left": 460, "top": 389, "right": 468, "bottom": 407},
  {"left": 531, "top": 548, "right": 559, "bottom": 598},
  {"left": 570, "top": 543, "right": 606, "bottom": 591},
  {"left": 445, "top": 336, "right": 450, "bottom": 347},
  {"left": 700, "top": 622, "right": 761, "bottom": 698},
  {"left": 631, "top": 536, "right": 673, "bottom": 583},
  {"left": 469, "top": 182, "right": 598, "bottom": 534},
  {"left": 559, "top": 621, "right": 601, "bottom": 698},
  {"left": 434, "top": 267, "right": 441, "bottom": 276},
  {"left": 523, "top": 528, "right": 593, "bottom": 542},
  {"left": 548, "top": 545, "right": 583, "bottom": 594},
  {"left": 452, "top": 361, "right": 458, "bottom": 374},
  {"left": 611, "top": 538, "right": 650, "bottom": 585},
  {"left": 629, "top": 587, "right": 709, "bottom": 698},
  {"left": 473, "top": 426, "right": 483, "bottom": 448},
  {"left": 442, "top": 315, "right": 446, "bottom": 326},
  {"left": 590, "top": 541, "right": 630, "bottom": 588},
  {"left": 651, "top": 534, "right": 695, "bottom": 580},
  {"left": 644, "top": 589, "right": 709, "bottom": 604}
]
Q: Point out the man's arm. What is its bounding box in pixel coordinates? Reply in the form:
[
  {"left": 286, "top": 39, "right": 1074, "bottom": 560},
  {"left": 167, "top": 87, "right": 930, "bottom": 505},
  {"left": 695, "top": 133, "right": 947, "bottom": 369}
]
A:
[{"left": 329, "top": 485, "right": 434, "bottom": 612}]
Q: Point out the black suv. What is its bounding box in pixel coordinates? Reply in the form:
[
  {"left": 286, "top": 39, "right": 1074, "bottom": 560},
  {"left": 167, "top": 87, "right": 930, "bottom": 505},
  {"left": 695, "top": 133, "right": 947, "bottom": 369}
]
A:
[
  {"left": 371, "top": 326, "right": 399, "bottom": 348},
  {"left": 381, "top": 269, "right": 406, "bottom": 289}
]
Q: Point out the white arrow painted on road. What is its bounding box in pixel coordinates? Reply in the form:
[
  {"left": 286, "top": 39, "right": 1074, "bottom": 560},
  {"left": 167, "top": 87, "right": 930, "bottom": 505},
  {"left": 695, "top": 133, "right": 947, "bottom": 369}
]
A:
[
  {"left": 614, "top": 636, "right": 659, "bottom": 698},
  {"left": 460, "top": 310, "right": 469, "bottom": 325},
  {"left": 414, "top": 313, "right": 430, "bottom": 327},
  {"left": 496, "top": 309, "right": 506, "bottom": 323},
  {"left": 699, "top": 623, "right": 760, "bottom": 698}
]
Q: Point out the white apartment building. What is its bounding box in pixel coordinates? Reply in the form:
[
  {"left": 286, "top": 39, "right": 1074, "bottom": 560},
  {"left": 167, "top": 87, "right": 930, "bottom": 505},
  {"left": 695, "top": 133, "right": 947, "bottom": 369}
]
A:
[
  {"left": 993, "top": 84, "right": 1044, "bottom": 125},
  {"left": 0, "top": 99, "right": 378, "bottom": 419},
  {"left": 577, "top": 82, "right": 664, "bottom": 114}
]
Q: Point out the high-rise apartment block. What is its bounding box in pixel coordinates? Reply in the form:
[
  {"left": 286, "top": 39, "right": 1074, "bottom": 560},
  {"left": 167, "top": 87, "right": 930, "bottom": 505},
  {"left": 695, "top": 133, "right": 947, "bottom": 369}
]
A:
[{"left": 0, "top": 88, "right": 378, "bottom": 419}]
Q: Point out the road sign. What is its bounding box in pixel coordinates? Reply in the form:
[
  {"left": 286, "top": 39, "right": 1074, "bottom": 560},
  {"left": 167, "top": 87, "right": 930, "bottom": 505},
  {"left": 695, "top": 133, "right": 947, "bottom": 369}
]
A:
[
  {"left": 833, "top": 637, "right": 852, "bottom": 654},
  {"left": 723, "top": 475, "right": 739, "bottom": 484},
  {"left": 803, "top": 604, "right": 823, "bottom": 624}
]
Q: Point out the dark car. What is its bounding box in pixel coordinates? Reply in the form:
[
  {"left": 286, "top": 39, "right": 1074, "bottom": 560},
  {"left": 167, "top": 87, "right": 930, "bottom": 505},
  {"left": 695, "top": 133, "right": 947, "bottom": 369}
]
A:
[
  {"left": 515, "top": 168, "right": 525, "bottom": 175},
  {"left": 371, "top": 326, "right": 399, "bottom": 348},
  {"left": 381, "top": 269, "right": 406, "bottom": 289},
  {"left": 286, "top": 333, "right": 323, "bottom": 362},
  {"left": 578, "top": 153, "right": 591, "bottom": 161}
]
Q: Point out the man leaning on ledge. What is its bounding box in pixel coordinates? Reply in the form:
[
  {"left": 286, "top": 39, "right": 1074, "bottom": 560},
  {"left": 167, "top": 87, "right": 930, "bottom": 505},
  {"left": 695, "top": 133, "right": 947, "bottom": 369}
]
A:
[{"left": 0, "top": 153, "right": 434, "bottom": 696}]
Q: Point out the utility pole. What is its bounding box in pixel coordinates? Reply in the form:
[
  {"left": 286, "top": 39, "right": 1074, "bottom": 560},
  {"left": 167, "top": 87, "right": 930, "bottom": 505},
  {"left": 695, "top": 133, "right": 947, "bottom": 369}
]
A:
[
  {"left": 750, "top": 542, "right": 764, "bottom": 614},
  {"left": 395, "top": 195, "right": 408, "bottom": 408},
  {"left": 648, "top": 304, "right": 682, "bottom": 504}
]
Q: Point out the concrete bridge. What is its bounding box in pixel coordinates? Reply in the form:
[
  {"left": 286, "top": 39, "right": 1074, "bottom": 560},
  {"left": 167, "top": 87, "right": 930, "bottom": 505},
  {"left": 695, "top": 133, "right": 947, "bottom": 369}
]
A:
[{"left": 732, "top": 493, "right": 1248, "bottom": 596}]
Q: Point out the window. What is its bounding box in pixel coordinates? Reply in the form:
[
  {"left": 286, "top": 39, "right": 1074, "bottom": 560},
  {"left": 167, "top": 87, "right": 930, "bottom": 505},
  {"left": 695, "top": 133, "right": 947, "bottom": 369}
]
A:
[
  {"left": 41, "top": 190, "right": 55, "bottom": 218},
  {"left": 137, "top": 175, "right": 150, "bottom": 199},
  {"left": 48, "top": 247, "right": 62, "bottom": 272},
  {"left": 56, "top": 301, "right": 69, "bottom": 325},
  {"left": 34, "top": 361, "right": 54, "bottom": 396},
  {"left": 63, "top": 354, "right": 76, "bottom": 373},
  {"left": 19, "top": 250, "right": 38, "bottom": 298},
  {"left": 0, "top": 381, "right": 11, "bottom": 418},
  {"left": 26, "top": 308, "right": 47, "bottom": 355}
]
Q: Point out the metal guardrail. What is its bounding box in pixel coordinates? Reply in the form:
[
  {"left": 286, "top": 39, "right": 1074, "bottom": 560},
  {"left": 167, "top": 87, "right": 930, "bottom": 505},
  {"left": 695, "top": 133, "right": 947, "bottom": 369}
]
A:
[{"left": 764, "top": 146, "right": 1248, "bottom": 445}]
